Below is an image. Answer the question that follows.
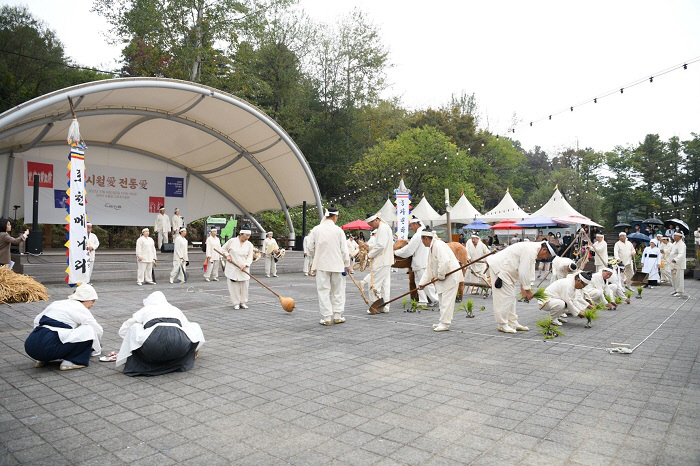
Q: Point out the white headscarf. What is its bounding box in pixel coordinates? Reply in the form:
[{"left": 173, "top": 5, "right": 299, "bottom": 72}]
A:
[{"left": 68, "top": 283, "right": 98, "bottom": 301}]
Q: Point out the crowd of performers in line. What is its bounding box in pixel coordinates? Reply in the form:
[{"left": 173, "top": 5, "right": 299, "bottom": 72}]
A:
[{"left": 15, "top": 206, "right": 692, "bottom": 373}]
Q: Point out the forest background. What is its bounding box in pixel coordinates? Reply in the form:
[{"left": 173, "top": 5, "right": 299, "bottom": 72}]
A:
[{"left": 1, "top": 1, "right": 699, "bottom": 241}]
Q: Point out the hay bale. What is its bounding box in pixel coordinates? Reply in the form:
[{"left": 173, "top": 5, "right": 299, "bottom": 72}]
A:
[{"left": 0, "top": 267, "right": 49, "bottom": 304}]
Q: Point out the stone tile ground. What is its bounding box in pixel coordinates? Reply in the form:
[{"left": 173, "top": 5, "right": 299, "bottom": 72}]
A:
[{"left": 1, "top": 267, "right": 698, "bottom": 465}]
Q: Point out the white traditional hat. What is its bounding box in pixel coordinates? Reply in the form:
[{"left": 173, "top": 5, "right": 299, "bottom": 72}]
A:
[
  {"left": 596, "top": 233, "right": 604, "bottom": 237},
  {"left": 601, "top": 267, "right": 613, "bottom": 274},
  {"left": 673, "top": 231, "right": 684, "bottom": 237},
  {"left": 541, "top": 241, "right": 557, "bottom": 256},
  {"left": 409, "top": 215, "right": 422, "bottom": 225},
  {"left": 366, "top": 213, "right": 380, "bottom": 222},
  {"left": 210, "top": 227, "right": 217, "bottom": 231},
  {"left": 68, "top": 283, "right": 98, "bottom": 301},
  {"left": 420, "top": 228, "right": 435, "bottom": 238},
  {"left": 471, "top": 234, "right": 480, "bottom": 239},
  {"left": 141, "top": 227, "right": 149, "bottom": 233},
  {"left": 650, "top": 238, "right": 657, "bottom": 245},
  {"left": 576, "top": 272, "right": 592, "bottom": 284},
  {"left": 239, "top": 229, "right": 252, "bottom": 235},
  {"left": 324, "top": 205, "right": 339, "bottom": 217},
  {"left": 179, "top": 227, "right": 186, "bottom": 233},
  {"left": 266, "top": 231, "right": 273, "bottom": 236},
  {"left": 86, "top": 222, "right": 92, "bottom": 227},
  {"left": 619, "top": 232, "right": 626, "bottom": 236}
]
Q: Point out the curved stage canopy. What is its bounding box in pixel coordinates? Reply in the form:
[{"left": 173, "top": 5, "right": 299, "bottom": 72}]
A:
[{"left": 0, "top": 78, "right": 322, "bottom": 235}]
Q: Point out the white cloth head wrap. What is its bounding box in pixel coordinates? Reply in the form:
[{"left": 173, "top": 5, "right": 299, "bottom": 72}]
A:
[
  {"left": 68, "top": 284, "right": 98, "bottom": 301},
  {"left": 541, "top": 241, "right": 557, "bottom": 256},
  {"left": 239, "top": 229, "right": 252, "bottom": 235},
  {"left": 619, "top": 232, "right": 626, "bottom": 237},
  {"left": 142, "top": 227, "right": 149, "bottom": 233},
  {"left": 577, "top": 273, "right": 591, "bottom": 284},
  {"left": 420, "top": 229, "right": 436, "bottom": 238},
  {"left": 143, "top": 291, "right": 168, "bottom": 307},
  {"left": 366, "top": 213, "right": 380, "bottom": 223}
]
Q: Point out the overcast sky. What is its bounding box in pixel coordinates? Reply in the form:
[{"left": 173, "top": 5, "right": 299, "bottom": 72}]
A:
[{"left": 4, "top": 0, "right": 700, "bottom": 154}]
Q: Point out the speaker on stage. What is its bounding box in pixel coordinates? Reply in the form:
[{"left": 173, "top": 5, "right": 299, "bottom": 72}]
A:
[{"left": 26, "top": 174, "right": 43, "bottom": 254}]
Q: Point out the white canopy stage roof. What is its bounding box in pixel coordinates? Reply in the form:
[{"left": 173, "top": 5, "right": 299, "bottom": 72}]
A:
[
  {"left": 529, "top": 187, "right": 602, "bottom": 227},
  {"left": 371, "top": 198, "right": 397, "bottom": 226},
  {"left": 436, "top": 193, "right": 481, "bottom": 225},
  {"left": 478, "top": 189, "right": 529, "bottom": 223},
  {"left": 0, "top": 78, "right": 322, "bottom": 234},
  {"left": 411, "top": 195, "right": 441, "bottom": 224}
]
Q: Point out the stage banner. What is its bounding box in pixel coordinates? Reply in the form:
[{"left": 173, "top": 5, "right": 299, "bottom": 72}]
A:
[
  {"left": 24, "top": 157, "right": 187, "bottom": 226},
  {"left": 394, "top": 179, "right": 411, "bottom": 240},
  {"left": 66, "top": 146, "right": 89, "bottom": 284}
]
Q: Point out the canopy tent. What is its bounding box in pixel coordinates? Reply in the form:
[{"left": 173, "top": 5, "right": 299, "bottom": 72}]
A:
[
  {"left": 341, "top": 220, "right": 371, "bottom": 231},
  {"left": 490, "top": 220, "right": 523, "bottom": 230},
  {"left": 0, "top": 78, "right": 322, "bottom": 235},
  {"left": 410, "top": 195, "right": 441, "bottom": 223},
  {"left": 529, "top": 188, "right": 601, "bottom": 227},
  {"left": 515, "top": 216, "right": 560, "bottom": 228},
  {"left": 478, "top": 189, "right": 529, "bottom": 222},
  {"left": 370, "top": 198, "right": 397, "bottom": 226},
  {"left": 461, "top": 219, "right": 491, "bottom": 231},
  {"left": 435, "top": 193, "right": 481, "bottom": 225}
]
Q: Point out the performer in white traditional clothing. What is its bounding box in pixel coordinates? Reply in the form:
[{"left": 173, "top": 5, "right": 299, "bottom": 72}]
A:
[
  {"left": 539, "top": 272, "right": 593, "bottom": 326},
  {"left": 487, "top": 241, "right": 555, "bottom": 333},
  {"left": 86, "top": 222, "right": 100, "bottom": 284},
  {"left": 171, "top": 208, "right": 183, "bottom": 237},
  {"left": 365, "top": 213, "right": 394, "bottom": 313},
  {"left": 394, "top": 216, "right": 438, "bottom": 307},
  {"left": 303, "top": 234, "right": 312, "bottom": 276},
  {"left": 222, "top": 229, "right": 254, "bottom": 309},
  {"left": 417, "top": 228, "right": 462, "bottom": 332},
  {"left": 136, "top": 228, "right": 157, "bottom": 286},
  {"left": 24, "top": 284, "right": 102, "bottom": 370},
  {"left": 641, "top": 239, "right": 661, "bottom": 287},
  {"left": 154, "top": 206, "right": 171, "bottom": 249},
  {"left": 669, "top": 231, "right": 686, "bottom": 297},
  {"left": 614, "top": 232, "right": 636, "bottom": 289},
  {"left": 550, "top": 255, "right": 578, "bottom": 284},
  {"left": 263, "top": 231, "right": 279, "bottom": 277},
  {"left": 592, "top": 233, "right": 608, "bottom": 272},
  {"left": 346, "top": 235, "right": 360, "bottom": 274},
  {"left": 607, "top": 260, "right": 630, "bottom": 303},
  {"left": 204, "top": 227, "right": 221, "bottom": 281},
  {"left": 465, "top": 234, "right": 490, "bottom": 291},
  {"left": 659, "top": 237, "right": 673, "bottom": 283},
  {"left": 308, "top": 206, "right": 350, "bottom": 325},
  {"left": 695, "top": 226, "right": 700, "bottom": 261},
  {"left": 584, "top": 268, "right": 616, "bottom": 309},
  {"left": 170, "top": 228, "right": 189, "bottom": 283},
  {"left": 116, "top": 291, "right": 204, "bottom": 376}
]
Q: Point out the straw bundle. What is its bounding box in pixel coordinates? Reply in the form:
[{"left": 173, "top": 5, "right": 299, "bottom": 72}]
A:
[{"left": 0, "top": 268, "right": 49, "bottom": 304}]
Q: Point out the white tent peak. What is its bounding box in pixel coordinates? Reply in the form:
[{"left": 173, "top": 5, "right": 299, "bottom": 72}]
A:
[
  {"left": 436, "top": 194, "right": 481, "bottom": 224},
  {"left": 370, "top": 198, "right": 397, "bottom": 226},
  {"left": 411, "top": 195, "right": 441, "bottom": 223},
  {"left": 479, "top": 190, "right": 529, "bottom": 222},
  {"left": 530, "top": 188, "right": 585, "bottom": 218}
]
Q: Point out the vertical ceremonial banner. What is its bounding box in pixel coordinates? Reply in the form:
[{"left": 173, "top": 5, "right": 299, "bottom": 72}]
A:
[
  {"left": 394, "top": 179, "right": 411, "bottom": 240},
  {"left": 65, "top": 109, "right": 90, "bottom": 285}
]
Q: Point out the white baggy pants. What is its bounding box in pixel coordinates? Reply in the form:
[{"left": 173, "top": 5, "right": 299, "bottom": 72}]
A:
[
  {"left": 227, "top": 279, "right": 249, "bottom": 305},
  {"left": 437, "top": 283, "right": 459, "bottom": 325},
  {"left": 170, "top": 259, "right": 186, "bottom": 282},
  {"left": 137, "top": 261, "right": 154, "bottom": 284},
  {"left": 265, "top": 255, "right": 277, "bottom": 276},
  {"left": 489, "top": 269, "right": 519, "bottom": 328},
  {"left": 157, "top": 230, "right": 169, "bottom": 248},
  {"left": 541, "top": 298, "right": 566, "bottom": 320},
  {"left": 370, "top": 265, "right": 391, "bottom": 311},
  {"left": 315, "top": 270, "right": 346, "bottom": 319},
  {"left": 671, "top": 268, "right": 684, "bottom": 294},
  {"left": 414, "top": 268, "right": 438, "bottom": 304},
  {"left": 204, "top": 260, "right": 219, "bottom": 279},
  {"left": 303, "top": 255, "right": 311, "bottom": 274},
  {"left": 623, "top": 263, "right": 634, "bottom": 287},
  {"left": 86, "top": 254, "right": 95, "bottom": 283}
]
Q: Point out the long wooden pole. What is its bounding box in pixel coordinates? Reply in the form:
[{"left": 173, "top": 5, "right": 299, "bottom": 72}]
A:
[{"left": 214, "top": 247, "right": 281, "bottom": 298}]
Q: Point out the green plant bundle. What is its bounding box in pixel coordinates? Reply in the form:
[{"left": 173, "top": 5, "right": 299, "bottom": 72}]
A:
[
  {"left": 408, "top": 299, "right": 420, "bottom": 313},
  {"left": 402, "top": 297, "right": 408, "bottom": 309},
  {"left": 625, "top": 291, "right": 632, "bottom": 299},
  {"left": 466, "top": 300, "right": 474, "bottom": 313},
  {"left": 605, "top": 295, "right": 613, "bottom": 303},
  {"left": 615, "top": 296, "right": 623, "bottom": 304},
  {"left": 637, "top": 285, "right": 643, "bottom": 294},
  {"left": 536, "top": 316, "right": 564, "bottom": 339},
  {"left": 531, "top": 288, "right": 547, "bottom": 301},
  {"left": 582, "top": 308, "right": 599, "bottom": 321},
  {"left": 594, "top": 302, "right": 607, "bottom": 311}
]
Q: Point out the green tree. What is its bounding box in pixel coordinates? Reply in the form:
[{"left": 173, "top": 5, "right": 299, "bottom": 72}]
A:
[{"left": 682, "top": 133, "right": 700, "bottom": 229}]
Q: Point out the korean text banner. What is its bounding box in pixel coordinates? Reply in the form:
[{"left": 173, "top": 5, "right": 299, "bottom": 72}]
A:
[
  {"left": 24, "top": 157, "right": 186, "bottom": 226},
  {"left": 67, "top": 147, "right": 89, "bottom": 284}
]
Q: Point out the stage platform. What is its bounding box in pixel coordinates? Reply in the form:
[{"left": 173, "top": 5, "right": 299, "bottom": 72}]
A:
[{"left": 11, "top": 248, "right": 306, "bottom": 284}]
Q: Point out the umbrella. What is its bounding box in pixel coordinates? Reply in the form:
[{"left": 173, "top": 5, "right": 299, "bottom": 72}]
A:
[
  {"left": 627, "top": 232, "right": 650, "bottom": 243},
  {"left": 642, "top": 218, "right": 664, "bottom": 226},
  {"left": 461, "top": 219, "right": 491, "bottom": 230},
  {"left": 665, "top": 218, "right": 689, "bottom": 233},
  {"left": 614, "top": 223, "right": 631, "bottom": 229},
  {"left": 490, "top": 220, "right": 523, "bottom": 230},
  {"left": 341, "top": 220, "right": 371, "bottom": 231},
  {"left": 515, "top": 216, "right": 559, "bottom": 228}
]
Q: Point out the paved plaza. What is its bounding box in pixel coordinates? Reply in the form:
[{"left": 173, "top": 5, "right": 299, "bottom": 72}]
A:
[{"left": 1, "top": 267, "right": 699, "bottom": 465}]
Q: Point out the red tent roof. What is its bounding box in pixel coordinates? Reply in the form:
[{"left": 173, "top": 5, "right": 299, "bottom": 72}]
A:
[
  {"left": 342, "top": 220, "right": 371, "bottom": 230},
  {"left": 490, "top": 220, "right": 523, "bottom": 230}
]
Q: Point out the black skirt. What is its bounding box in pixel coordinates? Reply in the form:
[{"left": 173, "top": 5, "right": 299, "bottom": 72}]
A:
[{"left": 123, "top": 325, "right": 197, "bottom": 377}]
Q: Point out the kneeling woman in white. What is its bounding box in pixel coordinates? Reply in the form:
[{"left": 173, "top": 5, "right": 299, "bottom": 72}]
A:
[
  {"left": 417, "top": 229, "right": 462, "bottom": 332},
  {"left": 24, "top": 284, "right": 103, "bottom": 370},
  {"left": 116, "top": 291, "right": 204, "bottom": 376},
  {"left": 222, "top": 229, "right": 254, "bottom": 309}
]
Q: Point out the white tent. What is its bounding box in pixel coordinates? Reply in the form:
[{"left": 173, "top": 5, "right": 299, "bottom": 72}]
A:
[
  {"left": 436, "top": 193, "right": 481, "bottom": 225},
  {"left": 0, "top": 78, "right": 322, "bottom": 235},
  {"left": 370, "top": 198, "right": 397, "bottom": 227},
  {"left": 478, "top": 189, "right": 529, "bottom": 222},
  {"left": 530, "top": 188, "right": 602, "bottom": 227},
  {"left": 411, "top": 195, "right": 441, "bottom": 223}
]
